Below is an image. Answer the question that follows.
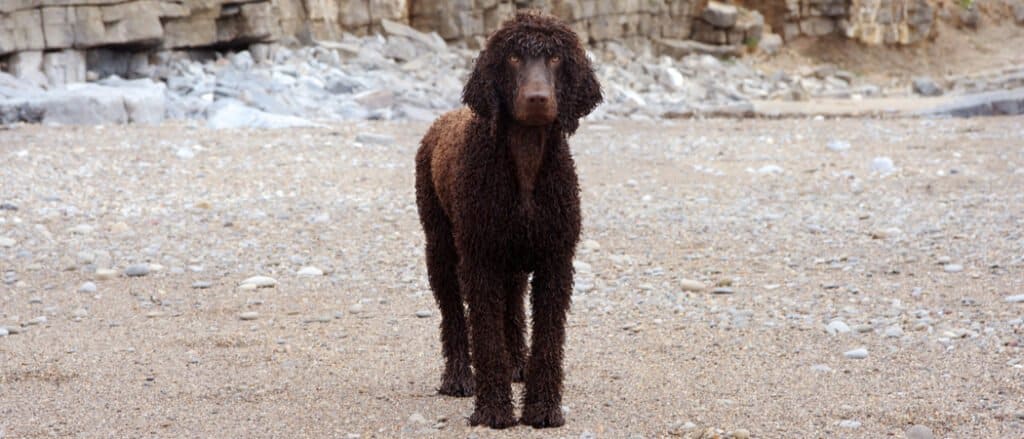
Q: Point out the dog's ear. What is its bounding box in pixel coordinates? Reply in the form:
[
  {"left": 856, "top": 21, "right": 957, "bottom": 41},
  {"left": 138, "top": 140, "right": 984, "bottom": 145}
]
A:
[
  {"left": 556, "top": 34, "right": 602, "bottom": 135},
  {"left": 462, "top": 46, "right": 500, "bottom": 120}
]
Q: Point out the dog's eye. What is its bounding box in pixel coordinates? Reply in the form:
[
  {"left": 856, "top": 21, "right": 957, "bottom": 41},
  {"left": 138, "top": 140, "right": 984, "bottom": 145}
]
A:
[
  {"left": 549, "top": 55, "right": 561, "bottom": 65},
  {"left": 509, "top": 55, "right": 520, "bottom": 65}
]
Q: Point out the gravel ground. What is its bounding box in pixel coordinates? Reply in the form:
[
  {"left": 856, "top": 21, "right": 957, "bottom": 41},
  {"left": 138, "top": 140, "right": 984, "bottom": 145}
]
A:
[{"left": 1, "top": 117, "right": 1023, "bottom": 438}]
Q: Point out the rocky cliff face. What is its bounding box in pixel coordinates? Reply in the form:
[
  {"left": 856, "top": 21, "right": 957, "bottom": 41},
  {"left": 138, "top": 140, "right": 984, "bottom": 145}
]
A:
[
  {"left": 3, "top": 0, "right": 1021, "bottom": 90},
  {"left": 1, "top": 0, "right": 951, "bottom": 57}
]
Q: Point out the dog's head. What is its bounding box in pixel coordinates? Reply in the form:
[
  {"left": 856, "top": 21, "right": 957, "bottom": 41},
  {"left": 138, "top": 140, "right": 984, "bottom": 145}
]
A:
[{"left": 462, "top": 11, "right": 603, "bottom": 134}]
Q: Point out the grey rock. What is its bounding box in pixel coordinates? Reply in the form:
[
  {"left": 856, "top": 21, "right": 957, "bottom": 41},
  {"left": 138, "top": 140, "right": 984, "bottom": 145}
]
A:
[
  {"left": 1005, "top": 294, "right": 1024, "bottom": 303},
  {"left": 906, "top": 424, "right": 935, "bottom": 439},
  {"left": 355, "top": 133, "right": 396, "bottom": 145},
  {"left": 711, "top": 287, "right": 735, "bottom": 295},
  {"left": 191, "top": 281, "right": 213, "bottom": 289},
  {"left": 0, "top": 326, "right": 8, "bottom": 337},
  {"left": 207, "top": 101, "right": 320, "bottom": 129},
  {"left": 758, "top": 33, "right": 783, "bottom": 54},
  {"left": 415, "top": 309, "right": 433, "bottom": 318},
  {"left": 78, "top": 281, "right": 97, "bottom": 294},
  {"left": 912, "top": 77, "right": 943, "bottom": 96},
  {"left": 884, "top": 325, "right": 904, "bottom": 338},
  {"left": 124, "top": 264, "right": 151, "bottom": 277},
  {"left": 702, "top": 2, "right": 739, "bottom": 28}
]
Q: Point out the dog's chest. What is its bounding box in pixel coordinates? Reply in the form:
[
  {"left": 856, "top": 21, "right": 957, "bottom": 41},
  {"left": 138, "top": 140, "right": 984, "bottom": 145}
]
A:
[{"left": 508, "top": 129, "right": 547, "bottom": 210}]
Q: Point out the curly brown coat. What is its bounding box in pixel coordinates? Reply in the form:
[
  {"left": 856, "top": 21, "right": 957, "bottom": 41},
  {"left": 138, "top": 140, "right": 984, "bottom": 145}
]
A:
[{"left": 414, "top": 11, "right": 602, "bottom": 430}]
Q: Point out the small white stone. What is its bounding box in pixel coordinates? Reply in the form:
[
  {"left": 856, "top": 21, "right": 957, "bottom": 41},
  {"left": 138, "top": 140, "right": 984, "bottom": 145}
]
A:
[
  {"left": 0, "top": 236, "right": 16, "bottom": 247},
  {"left": 943, "top": 264, "right": 963, "bottom": 273},
  {"left": 297, "top": 266, "right": 324, "bottom": 277},
  {"left": 408, "top": 412, "right": 427, "bottom": 424},
  {"left": 78, "top": 281, "right": 97, "bottom": 293},
  {"left": 1005, "top": 294, "right": 1024, "bottom": 303},
  {"left": 844, "top": 348, "right": 868, "bottom": 359},
  {"left": 349, "top": 303, "right": 364, "bottom": 314},
  {"left": 826, "top": 320, "right": 851, "bottom": 335},
  {"left": 415, "top": 309, "right": 432, "bottom": 318},
  {"left": 95, "top": 268, "right": 117, "bottom": 280},
  {"left": 175, "top": 146, "right": 195, "bottom": 159},
  {"left": 839, "top": 419, "right": 861, "bottom": 429},
  {"left": 871, "top": 156, "right": 895, "bottom": 174},
  {"left": 239, "top": 311, "right": 259, "bottom": 321},
  {"left": 679, "top": 279, "right": 706, "bottom": 292},
  {"left": 239, "top": 275, "right": 278, "bottom": 288},
  {"left": 884, "top": 325, "right": 904, "bottom": 338}
]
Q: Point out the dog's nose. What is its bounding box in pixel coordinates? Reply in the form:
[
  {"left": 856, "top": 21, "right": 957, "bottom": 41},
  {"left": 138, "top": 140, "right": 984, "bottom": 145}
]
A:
[{"left": 526, "top": 92, "right": 549, "bottom": 105}]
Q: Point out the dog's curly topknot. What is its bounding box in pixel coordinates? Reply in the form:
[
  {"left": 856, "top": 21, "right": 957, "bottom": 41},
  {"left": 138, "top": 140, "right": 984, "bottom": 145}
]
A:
[{"left": 462, "top": 11, "right": 602, "bottom": 134}]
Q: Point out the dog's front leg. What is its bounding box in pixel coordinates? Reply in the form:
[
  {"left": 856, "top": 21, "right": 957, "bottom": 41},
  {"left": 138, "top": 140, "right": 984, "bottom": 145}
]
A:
[
  {"left": 461, "top": 264, "right": 517, "bottom": 429},
  {"left": 521, "top": 256, "right": 573, "bottom": 428}
]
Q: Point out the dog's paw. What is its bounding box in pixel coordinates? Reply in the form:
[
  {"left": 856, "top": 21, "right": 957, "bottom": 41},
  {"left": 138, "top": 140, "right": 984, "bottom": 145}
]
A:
[
  {"left": 468, "top": 406, "right": 517, "bottom": 429},
  {"left": 438, "top": 373, "right": 474, "bottom": 397},
  {"left": 520, "top": 403, "right": 565, "bottom": 428}
]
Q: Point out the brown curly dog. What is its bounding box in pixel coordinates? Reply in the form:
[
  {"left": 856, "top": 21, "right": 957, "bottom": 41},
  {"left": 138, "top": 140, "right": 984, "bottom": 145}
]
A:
[{"left": 414, "top": 11, "right": 602, "bottom": 429}]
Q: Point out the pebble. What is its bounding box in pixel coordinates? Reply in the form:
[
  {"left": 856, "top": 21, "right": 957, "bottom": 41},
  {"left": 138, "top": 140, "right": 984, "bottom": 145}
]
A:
[
  {"left": 732, "top": 428, "right": 751, "bottom": 439},
  {"left": 0, "top": 236, "right": 16, "bottom": 247},
  {"left": 145, "top": 311, "right": 165, "bottom": 318},
  {"left": 29, "top": 296, "right": 43, "bottom": 304},
  {"left": 839, "top": 419, "right": 861, "bottom": 429},
  {"left": 349, "top": 303, "right": 364, "bottom": 314},
  {"left": 826, "top": 320, "right": 851, "bottom": 335},
  {"left": 843, "top": 348, "right": 868, "bottom": 359},
  {"left": 239, "top": 311, "right": 259, "bottom": 321},
  {"left": 68, "top": 224, "right": 94, "bottom": 235},
  {"left": 0, "top": 327, "right": 8, "bottom": 337},
  {"left": 0, "top": 202, "right": 17, "bottom": 211},
  {"left": 175, "top": 146, "right": 196, "bottom": 159},
  {"left": 124, "top": 264, "right": 151, "bottom": 277},
  {"left": 1006, "top": 294, "right": 1024, "bottom": 303},
  {"left": 78, "top": 281, "right": 97, "bottom": 293},
  {"left": 355, "top": 133, "right": 396, "bottom": 145},
  {"left": 811, "top": 364, "right": 832, "bottom": 373},
  {"left": 905, "top": 424, "right": 935, "bottom": 439},
  {"left": 943, "top": 264, "right": 963, "bottom": 273},
  {"left": 191, "top": 281, "right": 213, "bottom": 289},
  {"left": 239, "top": 275, "right": 278, "bottom": 288},
  {"left": 711, "top": 287, "right": 735, "bottom": 295},
  {"left": 871, "top": 156, "right": 895, "bottom": 174},
  {"left": 95, "top": 268, "right": 117, "bottom": 280},
  {"left": 297, "top": 266, "right": 324, "bottom": 277},
  {"left": 26, "top": 316, "right": 47, "bottom": 326},
  {"left": 582, "top": 239, "right": 601, "bottom": 251},
  {"left": 854, "top": 324, "right": 873, "bottom": 333},
  {"left": 72, "top": 308, "right": 89, "bottom": 319},
  {"left": 827, "top": 139, "right": 851, "bottom": 151},
  {"left": 679, "top": 279, "right": 707, "bottom": 292},
  {"left": 415, "top": 309, "right": 433, "bottom": 318},
  {"left": 408, "top": 412, "right": 427, "bottom": 424},
  {"left": 884, "top": 325, "right": 904, "bottom": 338}
]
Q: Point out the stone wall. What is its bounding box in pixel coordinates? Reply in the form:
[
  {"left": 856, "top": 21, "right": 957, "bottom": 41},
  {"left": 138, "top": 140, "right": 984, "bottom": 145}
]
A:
[{"left": 780, "top": 0, "right": 936, "bottom": 44}]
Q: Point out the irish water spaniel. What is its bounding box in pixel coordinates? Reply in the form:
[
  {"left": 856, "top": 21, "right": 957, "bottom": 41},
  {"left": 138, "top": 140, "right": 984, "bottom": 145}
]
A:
[{"left": 414, "top": 11, "right": 602, "bottom": 429}]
